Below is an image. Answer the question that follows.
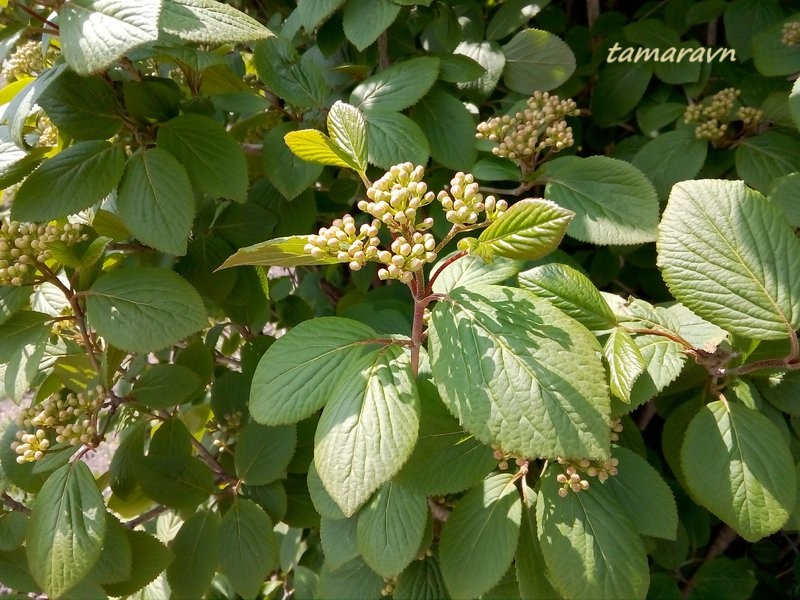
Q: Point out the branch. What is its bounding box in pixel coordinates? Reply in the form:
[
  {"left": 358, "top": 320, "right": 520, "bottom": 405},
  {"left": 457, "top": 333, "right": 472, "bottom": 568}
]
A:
[
  {"left": 426, "top": 250, "right": 466, "bottom": 296},
  {"left": 2, "top": 493, "right": 31, "bottom": 515},
  {"left": 124, "top": 505, "right": 168, "bottom": 529}
]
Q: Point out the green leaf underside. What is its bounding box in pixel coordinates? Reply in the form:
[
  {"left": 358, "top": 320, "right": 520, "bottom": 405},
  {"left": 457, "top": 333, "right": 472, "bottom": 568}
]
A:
[
  {"left": 429, "top": 284, "right": 610, "bottom": 459},
  {"left": 432, "top": 252, "right": 524, "bottom": 295},
  {"left": 250, "top": 317, "right": 380, "bottom": 425},
  {"left": 439, "top": 474, "right": 522, "bottom": 599},
  {"left": 315, "top": 344, "right": 419, "bottom": 517},
  {"left": 350, "top": 57, "right": 440, "bottom": 111},
  {"left": 681, "top": 400, "right": 796, "bottom": 541},
  {"left": 327, "top": 101, "right": 368, "bottom": 175},
  {"left": 161, "top": 0, "right": 273, "bottom": 43},
  {"left": 604, "top": 329, "right": 647, "bottom": 403},
  {"left": 219, "top": 235, "right": 340, "bottom": 269},
  {"left": 657, "top": 179, "right": 800, "bottom": 340}
]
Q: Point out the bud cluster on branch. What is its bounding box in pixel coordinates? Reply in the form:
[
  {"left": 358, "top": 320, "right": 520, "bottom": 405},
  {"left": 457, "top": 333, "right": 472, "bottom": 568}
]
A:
[
  {"left": 684, "top": 88, "right": 763, "bottom": 141},
  {"left": 782, "top": 21, "right": 800, "bottom": 46},
  {"left": 0, "top": 218, "right": 86, "bottom": 286}
]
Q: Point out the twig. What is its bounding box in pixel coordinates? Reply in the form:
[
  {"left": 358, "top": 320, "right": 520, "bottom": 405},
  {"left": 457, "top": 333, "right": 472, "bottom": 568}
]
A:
[
  {"left": 426, "top": 250, "right": 466, "bottom": 295},
  {"left": 479, "top": 181, "right": 536, "bottom": 197},
  {"left": 2, "top": 492, "right": 31, "bottom": 515},
  {"left": 377, "top": 32, "right": 390, "bottom": 70},
  {"left": 9, "top": 0, "right": 59, "bottom": 30},
  {"left": 124, "top": 505, "right": 168, "bottom": 529}
]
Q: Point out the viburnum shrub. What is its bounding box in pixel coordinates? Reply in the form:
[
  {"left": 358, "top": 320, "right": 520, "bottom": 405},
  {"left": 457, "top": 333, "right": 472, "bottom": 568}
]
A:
[{"left": 1, "top": 1, "right": 800, "bottom": 599}]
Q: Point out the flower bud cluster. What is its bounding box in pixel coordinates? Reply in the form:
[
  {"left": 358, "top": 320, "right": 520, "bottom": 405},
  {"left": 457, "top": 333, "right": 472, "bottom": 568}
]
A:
[
  {"left": 1, "top": 41, "right": 45, "bottom": 81},
  {"left": 555, "top": 455, "right": 620, "bottom": 497},
  {"left": 13, "top": 386, "right": 106, "bottom": 463},
  {"left": 380, "top": 577, "right": 397, "bottom": 597},
  {"left": 436, "top": 172, "right": 507, "bottom": 225},
  {"left": 684, "top": 88, "right": 760, "bottom": 141},
  {"left": 359, "top": 162, "right": 435, "bottom": 232},
  {"left": 609, "top": 417, "right": 623, "bottom": 443},
  {"left": 736, "top": 106, "right": 763, "bottom": 127},
  {"left": 0, "top": 218, "right": 86, "bottom": 286},
  {"left": 37, "top": 115, "right": 58, "bottom": 147},
  {"left": 305, "top": 214, "right": 381, "bottom": 271},
  {"left": 377, "top": 232, "right": 437, "bottom": 284},
  {"left": 782, "top": 21, "right": 800, "bottom": 46},
  {"left": 476, "top": 92, "right": 580, "bottom": 163}
]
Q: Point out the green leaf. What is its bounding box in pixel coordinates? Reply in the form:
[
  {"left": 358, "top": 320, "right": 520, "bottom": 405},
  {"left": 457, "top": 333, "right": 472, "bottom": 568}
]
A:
[
  {"left": 735, "top": 131, "right": 800, "bottom": 193},
  {"left": 604, "top": 329, "right": 647, "bottom": 403},
  {"left": 753, "top": 17, "right": 800, "bottom": 77},
  {"left": 263, "top": 122, "right": 324, "bottom": 201},
  {"left": 411, "top": 87, "right": 477, "bottom": 171},
  {"left": 357, "top": 483, "right": 427, "bottom": 577},
  {"left": 6, "top": 65, "right": 66, "bottom": 147},
  {"left": 26, "top": 462, "right": 106, "bottom": 598},
  {"left": 89, "top": 515, "right": 132, "bottom": 585},
  {"left": 755, "top": 371, "right": 800, "bottom": 415},
  {"left": 161, "top": 0, "right": 273, "bottom": 43},
  {"left": 591, "top": 62, "right": 653, "bottom": 127},
  {"left": 284, "top": 129, "right": 361, "bottom": 171},
  {"left": 453, "top": 41, "right": 505, "bottom": 98},
  {"left": 39, "top": 71, "right": 123, "bottom": 140},
  {"left": 327, "top": 101, "right": 368, "bottom": 175},
  {"left": 253, "top": 36, "right": 328, "bottom": 108},
  {"left": 769, "top": 172, "right": 800, "bottom": 228},
  {"left": 86, "top": 267, "right": 207, "bottom": 353},
  {"left": 250, "top": 317, "right": 380, "bottom": 425},
  {"left": 363, "top": 109, "right": 430, "bottom": 169},
  {"left": 297, "top": 0, "right": 345, "bottom": 30},
  {"left": 724, "top": 0, "right": 784, "bottom": 61},
  {"left": 394, "top": 554, "right": 449, "bottom": 600},
  {"left": 487, "top": 0, "right": 550, "bottom": 41},
  {"left": 471, "top": 198, "right": 573, "bottom": 261},
  {"left": 317, "top": 558, "right": 383, "bottom": 600},
  {"left": 791, "top": 78, "right": 800, "bottom": 132},
  {"left": 166, "top": 509, "right": 220, "bottom": 599},
  {"left": 657, "top": 179, "right": 800, "bottom": 340},
  {"left": 157, "top": 113, "right": 249, "bottom": 202},
  {"left": 218, "top": 500, "right": 278, "bottom": 599},
  {"left": 0, "top": 311, "right": 50, "bottom": 363},
  {"left": 636, "top": 102, "right": 686, "bottom": 135},
  {"left": 12, "top": 141, "right": 125, "bottom": 222},
  {"left": 102, "top": 529, "right": 174, "bottom": 598},
  {"left": 122, "top": 77, "right": 181, "bottom": 123},
  {"left": 350, "top": 57, "right": 440, "bottom": 111},
  {"left": 518, "top": 263, "right": 617, "bottom": 331},
  {"left": 0, "top": 511, "right": 27, "bottom": 552},
  {"left": 628, "top": 332, "right": 687, "bottom": 410},
  {"left": 0, "top": 547, "right": 40, "bottom": 593},
  {"left": 219, "top": 235, "right": 340, "bottom": 269},
  {"left": 429, "top": 285, "right": 610, "bottom": 460},
  {"left": 130, "top": 364, "right": 202, "bottom": 409},
  {"left": 431, "top": 252, "right": 523, "bottom": 295},
  {"left": 537, "top": 466, "right": 649, "bottom": 600},
  {"left": 308, "top": 463, "right": 346, "bottom": 520},
  {"left": 109, "top": 421, "right": 145, "bottom": 499},
  {"left": 540, "top": 155, "right": 659, "bottom": 245},
  {"left": 60, "top": 0, "right": 160, "bottom": 74},
  {"left": 137, "top": 455, "right": 216, "bottom": 510},
  {"left": 0, "top": 286, "right": 29, "bottom": 327},
  {"left": 235, "top": 422, "right": 297, "bottom": 485},
  {"left": 516, "top": 487, "right": 562, "bottom": 600},
  {"left": 439, "top": 474, "right": 522, "bottom": 599},
  {"left": 632, "top": 129, "right": 708, "bottom": 200},
  {"left": 689, "top": 557, "right": 757, "bottom": 600},
  {"left": 342, "top": 0, "right": 400, "bottom": 51},
  {"left": 117, "top": 148, "right": 195, "bottom": 256},
  {"left": 315, "top": 344, "right": 419, "bottom": 517},
  {"left": 502, "top": 28, "right": 575, "bottom": 93},
  {"left": 320, "top": 516, "right": 359, "bottom": 570},
  {"left": 437, "top": 54, "right": 487, "bottom": 83},
  {"left": 681, "top": 400, "right": 796, "bottom": 541}
]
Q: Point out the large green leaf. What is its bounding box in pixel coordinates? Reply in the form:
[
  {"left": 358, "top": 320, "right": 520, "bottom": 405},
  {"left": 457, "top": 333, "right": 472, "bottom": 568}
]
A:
[
  {"left": 253, "top": 36, "right": 328, "bottom": 109},
  {"left": 161, "top": 0, "right": 273, "bottom": 43},
  {"left": 590, "top": 62, "right": 652, "bottom": 127},
  {"left": 85, "top": 267, "right": 208, "bottom": 353},
  {"left": 315, "top": 345, "right": 419, "bottom": 517},
  {"left": 136, "top": 455, "right": 216, "bottom": 510},
  {"left": 604, "top": 329, "right": 647, "bottom": 403},
  {"left": 429, "top": 285, "right": 610, "bottom": 459},
  {"left": 26, "top": 462, "right": 106, "bottom": 598},
  {"left": 487, "top": 0, "right": 549, "bottom": 40},
  {"left": 89, "top": 515, "right": 131, "bottom": 585},
  {"left": 218, "top": 500, "right": 278, "bottom": 598},
  {"left": 166, "top": 509, "right": 220, "bottom": 599},
  {"left": 60, "top": 0, "right": 160, "bottom": 74},
  {"left": 342, "top": 0, "right": 400, "bottom": 51},
  {"left": 350, "top": 57, "right": 440, "bottom": 111},
  {"left": 689, "top": 557, "right": 757, "bottom": 600},
  {"left": 327, "top": 101, "right": 368, "bottom": 175},
  {"left": 297, "top": 0, "right": 345, "bottom": 30},
  {"left": 117, "top": 148, "right": 195, "bottom": 256},
  {"left": 129, "top": 364, "right": 202, "bottom": 409},
  {"left": 540, "top": 155, "right": 659, "bottom": 245},
  {"left": 317, "top": 558, "right": 383, "bottom": 600},
  {"left": 102, "top": 529, "right": 174, "bottom": 598},
  {"left": 723, "top": 0, "right": 783, "bottom": 61},
  {"left": 632, "top": 128, "right": 708, "bottom": 200},
  {"left": 753, "top": 17, "right": 800, "bottom": 77},
  {"left": 250, "top": 317, "right": 380, "bottom": 425},
  {"left": 454, "top": 40, "right": 505, "bottom": 98},
  {"left": 235, "top": 422, "right": 297, "bottom": 485},
  {"left": 516, "top": 486, "right": 562, "bottom": 600},
  {"left": 320, "top": 516, "right": 359, "bottom": 570},
  {"left": 12, "top": 141, "right": 125, "bottom": 222},
  {"left": 657, "top": 179, "right": 800, "bottom": 340},
  {"left": 769, "top": 172, "right": 800, "bottom": 228},
  {"left": 411, "top": 87, "right": 476, "bottom": 171},
  {"left": 735, "top": 131, "right": 800, "bottom": 193},
  {"left": 157, "top": 113, "right": 249, "bottom": 202},
  {"left": 469, "top": 198, "right": 573, "bottom": 261},
  {"left": 363, "top": 109, "right": 430, "bottom": 169},
  {"left": 394, "top": 555, "right": 449, "bottom": 600},
  {"left": 219, "top": 235, "right": 341, "bottom": 269},
  {"left": 439, "top": 474, "right": 522, "bottom": 599},
  {"left": 263, "top": 122, "right": 324, "bottom": 201},
  {"left": 537, "top": 467, "right": 649, "bottom": 600},
  {"left": 0, "top": 311, "right": 50, "bottom": 363},
  {"left": 501, "top": 28, "right": 575, "bottom": 93},
  {"left": 356, "top": 483, "right": 427, "bottom": 577},
  {"left": 681, "top": 400, "right": 796, "bottom": 541},
  {"left": 431, "top": 252, "right": 523, "bottom": 295}
]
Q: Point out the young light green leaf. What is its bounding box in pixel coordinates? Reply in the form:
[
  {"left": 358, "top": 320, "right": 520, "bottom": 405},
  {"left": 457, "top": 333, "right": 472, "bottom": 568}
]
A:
[
  {"left": 12, "top": 141, "right": 125, "bottom": 222},
  {"left": 85, "top": 267, "right": 208, "bottom": 353},
  {"left": 628, "top": 332, "right": 687, "bottom": 410},
  {"left": 604, "top": 329, "right": 647, "bottom": 403},
  {"left": 130, "top": 364, "right": 202, "bottom": 409},
  {"left": 537, "top": 467, "right": 649, "bottom": 600},
  {"left": 429, "top": 285, "right": 610, "bottom": 460},
  {"left": 356, "top": 483, "right": 427, "bottom": 577},
  {"left": 161, "top": 0, "right": 274, "bottom": 43},
  {"left": 439, "top": 474, "right": 522, "bottom": 599},
  {"left": 315, "top": 344, "right": 419, "bottom": 517},
  {"left": 502, "top": 28, "right": 575, "bottom": 93},
  {"left": 394, "top": 554, "right": 449, "bottom": 600},
  {"left": 327, "top": 101, "right": 368, "bottom": 175},
  {"left": 219, "top": 235, "right": 340, "bottom": 270},
  {"left": 363, "top": 109, "right": 430, "bottom": 170},
  {"left": 157, "top": 113, "right": 249, "bottom": 202},
  {"left": 249, "top": 317, "right": 381, "bottom": 425},
  {"left": 632, "top": 128, "right": 708, "bottom": 200},
  {"left": 263, "top": 122, "right": 323, "bottom": 201},
  {"left": 431, "top": 252, "right": 524, "bottom": 295},
  {"left": 681, "top": 400, "right": 796, "bottom": 541},
  {"left": 60, "top": 0, "right": 160, "bottom": 74},
  {"left": 166, "top": 509, "right": 219, "bottom": 599},
  {"left": 102, "top": 529, "right": 174, "bottom": 598},
  {"left": 541, "top": 155, "right": 659, "bottom": 245},
  {"left": 235, "top": 422, "right": 297, "bottom": 485},
  {"left": 218, "top": 500, "right": 278, "bottom": 599},
  {"left": 26, "top": 462, "right": 107, "bottom": 598},
  {"left": 284, "top": 129, "right": 361, "bottom": 171},
  {"left": 657, "top": 179, "right": 800, "bottom": 340},
  {"left": 320, "top": 516, "right": 359, "bottom": 571},
  {"left": 350, "top": 57, "right": 440, "bottom": 111},
  {"left": 471, "top": 198, "right": 573, "bottom": 262},
  {"left": 342, "top": 0, "right": 400, "bottom": 51}
]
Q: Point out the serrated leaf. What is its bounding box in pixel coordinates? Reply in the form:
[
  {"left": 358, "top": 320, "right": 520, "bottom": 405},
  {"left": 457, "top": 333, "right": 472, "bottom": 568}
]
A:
[
  {"left": 102, "top": 529, "right": 174, "bottom": 597},
  {"left": 604, "top": 329, "right": 647, "bottom": 403},
  {"left": 161, "top": 0, "right": 273, "bottom": 43},
  {"left": 438, "top": 54, "right": 487, "bottom": 83},
  {"left": 439, "top": 474, "right": 522, "bottom": 599},
  {"left": 253, "top": 36, "right": 328, "bottom": 109},
  {"left": 60, "top": 0, "right": 160, "bottom": 74},
  {"left": 26, "top": 462, "right": 106, "bottom": 598},
  {"left": 690, "top": 557, "right": 757, "bottom": 600},
  {"left": 735, "top": 131, "right": 800, "bottom": 193},
  {"left": 284, "top": 129, "right": 361, "bottom": 171},
  {"left": 219, "top": 235, "right": 341, "bottom": 269},
  {"left": 218, "top": 500, "right": 278, "bottom": 598},
  {"left": 632, "top": 129, "right": 708, "bottom": 200},
  {"left": 431, "top": 252, "right": 523, "bottom": 295},
  {"left": 681, "top": 400, "right": 796, "bottom": 541},
  {"left": 357, "top": 483, "right": 427, "bottom": 577},
  {"left": 297, "top": 0, "right": 345, "bottom": 30},
  {"left": 502, "top": 28, "right": 575, "bottom": 93},
  {"left": 89, "top": 515, "right": 132, "bottom": 585},
  {"left": 410, "top": 87, "right": 476, "bottom": 171},
  {"left": 628, "top": 333, "right": 687, "bottom": 410},
  {"left": 537, "top": 466, "right": 649, "bottom": 600},
  {"left": 308, "top": 463, "right": 346, "bottom": 520},
  {"left": 487, "top": 0, "right": 549, "bottom": 41},
  {"left": 657, "top": 179, "right": 800, "bottom": 340},
  {"left": 263, "top": 122, "right": 323, "bottom": 201},
  {"left": 317, "top": 557, "right": 383, "bottom": 600},
  {"left": 327, "top": 101, "right": 368, "bottom": 175},
  {"left": 364, "top": 109, "right": 430, "bottom": 169},
  {"left": 235, "top": 422, "right": 297, "bottom": 485},
  {"left": 342, "top": 0, "right": 400, "bottom": 51},
  {"left": 541, "top": 155, "right": 659, "bottom": 245},
  {"left": 518, "top": 263, "right": 617, "bottom": 331},
  {"left": 130, "top": 364, "right": 202, "bottom": 409},
  {"left": 109, "top": 421, "right": 145, "bottom": 499},
  {"left": 0, "top": 311, "right": 50, "bottom": 363},
  {"left": 590, "top": 62, "right": 652, "bottom": 128},
  {"left": 157, "top": 113, "right": 249, "bottom": 202},
  {"left": 472, "top": 198, "right": 573, "bottom": 262},
  {"left": 166, "top": 509, "right": 219, "bottom": 599},
  {"left": 429, "top": 285, "right": 610, "bottom": 459},
  {"left": 0, "top": 286, "right": 29, "bottom": 327},
  {"left": 85, "top": 267, "right": 207, "bottom": 353},
  {"left": 136, "top": 455, "right": 216, "bottom": 510},
  {"left": 516, "top": 486, "right": 562, "bottom": 600},
  {"left": 12, "top": 141, "right": 125, "bottom": 222},
  {"left": 320, "top": 516, "right": 359, "bottom": 571},
  {"left": 350, "top": 57, "right": 440, "bottom": 111},
  {"left": 394, "top": 554, "right": 449, "bottom": 600}
]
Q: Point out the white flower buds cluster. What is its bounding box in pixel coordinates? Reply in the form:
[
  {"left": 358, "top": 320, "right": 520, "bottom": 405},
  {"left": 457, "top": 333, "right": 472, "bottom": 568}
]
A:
[
  {"left": 380, "top": 577, "right": 397, "bottom": 597},
  {"left": 37, "top": 115, "right": 58, "bottom": 147},
  {"left": 11, "top": 429, "right": 50, "bottom": 463},
  {"left": 377, "top": 232, "right": 437, "bottom": 284},
  {"left": 305, "top": 214, "right": 381, "bottom": 271},
  {"left": 736, "top": 106, "right": 763, "bottom": 127},
  {"left": 783, "top": 21, "right": 800, "bottom": 46},
  {"left": 610, "top": 416, "right": 624, "bottom": 443},
  {"left": 476, "top": 91, "right": 580, "bottom": 162},
  {"left": 1, "top": 40, "right": 46, "bottom": 81},
  {"left": 359, "top": 162, "right": 435, "bottom": 232},
  {"left": 437, "top": 172, "right": 506, "bottom": 225},
  {"left": 0, "top": 218, "right": 86, "bottom": 286},
  {"left": 684, "top": 88, "right": 759, "bottom": 141},
  {"left": 555, "top": 455, "right": 620, "bottom": 497}
]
